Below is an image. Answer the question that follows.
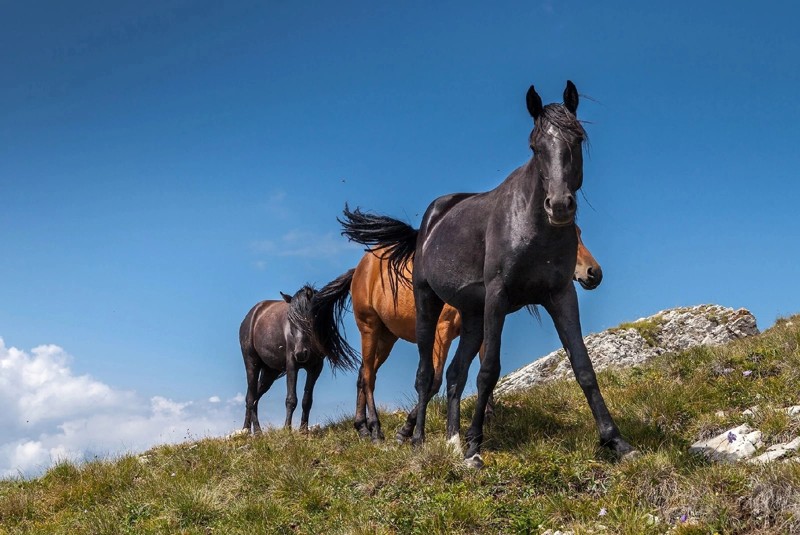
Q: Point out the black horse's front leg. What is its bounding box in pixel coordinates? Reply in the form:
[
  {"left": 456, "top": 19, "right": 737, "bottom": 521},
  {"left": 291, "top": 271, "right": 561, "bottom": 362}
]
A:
[
  {"left": 284, "top": 362, "right": 299, "bottom": 429},
  {"left": 299, "top": 360, "right": 323, "bottom": 432},
  {"left": 444, "top": 313, "right": 484, "bottom": 448},
  {"left": 463, "top": 284, "right": 507, "bottom": 467},
  {"left": 545, "top": 284, "right": 636, "bottom": 458}
]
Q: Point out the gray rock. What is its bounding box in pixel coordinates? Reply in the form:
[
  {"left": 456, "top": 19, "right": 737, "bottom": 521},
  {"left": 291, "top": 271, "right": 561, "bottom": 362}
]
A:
[
  {"left": 689, "top": 424, "right": 763, "bottom": 462},
  {"left": 495, "top": 305, "right": 758, "bottom": 396},
  {"left": 748, "top": 436, "right": 800, "bottom": 464}
]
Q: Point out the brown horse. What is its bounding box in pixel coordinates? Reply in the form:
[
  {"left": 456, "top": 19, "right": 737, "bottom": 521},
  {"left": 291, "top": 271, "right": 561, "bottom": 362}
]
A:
[{"left": 351, "top": 225, "right": 602, "bottom": 442}]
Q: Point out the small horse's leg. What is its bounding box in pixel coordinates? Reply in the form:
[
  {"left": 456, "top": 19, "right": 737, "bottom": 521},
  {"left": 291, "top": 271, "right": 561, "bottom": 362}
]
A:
[
  {"left": 299, "top": 360, "right": 324, "bottom": 432},
  {"left": 364, "top": 331, "right": 397, "bottom": 442},
  {"left": 411, "top": 281, "right": 445, "bottom": 447},
  {"left": 242, "top": 357, "right": 262, "bottom": 434},
  {"left": 284, "top": 362, "right": 298, "bottom": 429},
  {"left": 252, "top": 367, "right": 280, "bottom": 434},
  {"left": 544, "top": 284, "right": 636, "bottom": 458},
  {"left": 445, "top": 313, "right": 484, "bottom": 449},
  {"left": 463, "top": 285, "right": 508, "bottom": 467}
]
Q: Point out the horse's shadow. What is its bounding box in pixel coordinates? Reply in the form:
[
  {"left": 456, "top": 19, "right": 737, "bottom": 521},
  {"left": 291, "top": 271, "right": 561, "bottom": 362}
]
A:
[{"left": 472, "top": 398, "right": 689, "bottom": 459}]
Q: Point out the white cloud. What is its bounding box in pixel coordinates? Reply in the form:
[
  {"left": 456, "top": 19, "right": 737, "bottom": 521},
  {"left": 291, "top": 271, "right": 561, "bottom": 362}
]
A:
[
  {"left": 251, "top": 230, "right": 360, "bottom": 259},
  {"left": 0, "top": 337, "right": 271, "bottom": 478}
]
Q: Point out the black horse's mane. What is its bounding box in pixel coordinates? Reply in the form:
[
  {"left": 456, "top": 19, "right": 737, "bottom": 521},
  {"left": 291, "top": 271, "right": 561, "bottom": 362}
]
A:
[
  {"left": 530, "top": 103, "right": 587, "bottom": 146},
  {"left": 287, "top": 285, "right": 315, "bottom": 341}
]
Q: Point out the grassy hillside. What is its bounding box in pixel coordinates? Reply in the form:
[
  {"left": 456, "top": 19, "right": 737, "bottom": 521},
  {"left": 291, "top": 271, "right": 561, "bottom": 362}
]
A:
[{"left": 2, "top": 316, "right": 799, "bottom": 534}]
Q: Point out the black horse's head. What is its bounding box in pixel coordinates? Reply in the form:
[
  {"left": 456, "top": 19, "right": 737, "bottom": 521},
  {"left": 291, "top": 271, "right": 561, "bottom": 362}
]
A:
[
  {"left": 526, "top": 80, "right": 586, "bottom": 227},
  {"left": 281, "top": 285, "right": 317, "bottom": 364}
]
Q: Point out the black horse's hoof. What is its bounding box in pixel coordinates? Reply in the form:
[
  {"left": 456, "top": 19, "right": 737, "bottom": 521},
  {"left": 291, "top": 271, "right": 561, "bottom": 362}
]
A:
[
  {"left": 602, "top": 436, "right": 637, "bottom": 460},
  {"left": 464, "top": 453, "right": 484, "bottom": 469}
]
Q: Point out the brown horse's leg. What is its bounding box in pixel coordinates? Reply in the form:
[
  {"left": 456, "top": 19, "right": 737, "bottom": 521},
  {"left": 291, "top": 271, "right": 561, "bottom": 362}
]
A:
[
  {"left": 299, "top": 360, "right": 324, "bottom": 432},
  {"left": 364, "top": 330, "right": 397, "bottom": 442},
  {"left": 354, "top": 364, "right": 369, "bottom": 437},
  {"left": 354, "top": 318, "right": 381, "bottom": 438}
]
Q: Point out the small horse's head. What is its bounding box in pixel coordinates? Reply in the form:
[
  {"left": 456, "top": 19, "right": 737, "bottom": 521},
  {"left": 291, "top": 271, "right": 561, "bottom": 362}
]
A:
[
  {"left": 573, "top": 226, "right": 603, "bottom": 290},
  {"left": 281, "top": 285, "right": 317, "bottom": 364},
  {"left": 527, "top": 81, "right": 586, "bottom": 227}
]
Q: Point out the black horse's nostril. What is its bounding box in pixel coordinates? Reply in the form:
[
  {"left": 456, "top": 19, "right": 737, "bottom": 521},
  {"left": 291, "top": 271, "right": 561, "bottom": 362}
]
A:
[
  {"left": 544, "top": 197, "right": 552, "bottom": 210},
  {"left": 565, "top": 195, "right": 575, "bottom": 211}
]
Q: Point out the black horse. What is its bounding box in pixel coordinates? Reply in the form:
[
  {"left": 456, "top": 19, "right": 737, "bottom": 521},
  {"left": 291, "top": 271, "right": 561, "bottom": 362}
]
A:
[
  {"left": 239, "top": 271, "right": 358, "bottom": 434},
  {"left": 340, "top": 81, "right": 635, "bottom": 467}
]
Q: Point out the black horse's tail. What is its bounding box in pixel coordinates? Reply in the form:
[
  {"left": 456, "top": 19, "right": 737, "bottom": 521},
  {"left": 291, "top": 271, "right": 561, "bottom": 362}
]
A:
[
  {"left": 311, "top": 268, "right": 359, "bottom": 373},
  {"left": 338, "top": 204, "right": 418, "bottom": 299}
]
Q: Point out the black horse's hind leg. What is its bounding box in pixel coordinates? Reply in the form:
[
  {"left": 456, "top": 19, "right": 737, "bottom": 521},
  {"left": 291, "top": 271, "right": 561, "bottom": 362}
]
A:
[
  {"left": 299, "top": 360, "right": 324, "bottom": 432},
  {"left": 464, "top": 286, "right": 508, "bottom": 466},
  {"left": 398, "top": 358, "right": 446, "bottom": 441},
  {"left": 545, "top": 284, "right": 636, "bottom": 458},
  {"left": 284, "top": 361, "right": 299, "bottom": 429},
  {"left": 410, "top": 281, "right": 445, "bottom": 447},
  {"left": 444, "top": 313, "right": 484, "bottom": 447}
]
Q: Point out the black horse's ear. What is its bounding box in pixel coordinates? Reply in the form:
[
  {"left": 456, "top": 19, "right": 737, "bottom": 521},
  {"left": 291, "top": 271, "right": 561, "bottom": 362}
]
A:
[
  {"left": 280, "top": 291, "right": 292, "bottom": 303},
  {"left": 304, "top": 287, "right": 314, "bottom": 300},
  {"left": 563, "top": 80, "right": 579, "bottom": 115},
  {"left": 526, "top": 85, "right": 543, "bottom": 120}
]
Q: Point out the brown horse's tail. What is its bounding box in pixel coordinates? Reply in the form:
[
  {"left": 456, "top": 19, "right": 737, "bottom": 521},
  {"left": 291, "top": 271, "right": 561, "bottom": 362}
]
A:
[
  {"left": 311, "top": 268, "right": 360, "bottom": 373},
  {"left": 338, "top": 204, "right": 417, "bottom": 300}
]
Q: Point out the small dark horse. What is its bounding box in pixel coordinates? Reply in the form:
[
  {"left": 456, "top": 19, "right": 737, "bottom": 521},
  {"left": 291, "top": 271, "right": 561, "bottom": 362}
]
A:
[
  {"left": 341, "top": 81, "right": 635, "bottom": 467},
  {"left": 239, "top": 272, "right": 358, "bottom": 434}
]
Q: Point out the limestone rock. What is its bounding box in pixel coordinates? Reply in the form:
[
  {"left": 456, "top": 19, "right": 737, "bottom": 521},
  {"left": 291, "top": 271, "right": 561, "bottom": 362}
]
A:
[
  {"left": 495, "top": 305, "right": 758, "bottom": 396},
  {"left": 689, "top": 424, "right": 763, "bottom": 462},
  {"left": 748, "top": 436, "right": 800, "bottom": 464}
]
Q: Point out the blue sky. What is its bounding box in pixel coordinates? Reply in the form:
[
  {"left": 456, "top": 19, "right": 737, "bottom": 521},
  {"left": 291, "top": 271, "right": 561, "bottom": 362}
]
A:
[{"left": 2, "top": 1, "right": 799, "bottom": 475}]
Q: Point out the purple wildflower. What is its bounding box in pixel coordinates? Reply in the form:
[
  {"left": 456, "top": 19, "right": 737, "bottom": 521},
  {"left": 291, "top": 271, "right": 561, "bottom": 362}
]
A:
[
  {"left": 598, "top": 507, "right": 607, "bottom": 517},
  {"left": 680, "top": 513, "right": 688, "bottom": 523},
  {"left": 727, "top": 431, "right": 737, "bottom": 443},
  {"left": 742, "top": 370, "right": 753, "bottom": 377}
]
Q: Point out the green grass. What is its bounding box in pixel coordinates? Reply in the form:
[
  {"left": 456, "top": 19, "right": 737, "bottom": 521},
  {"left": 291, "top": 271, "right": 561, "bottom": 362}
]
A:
[
  {"left": 612, "top": 314, "right": 666, "bottom": 347},
  {"left": 2, "top": 315, "right": 799, "bottom": 534}
]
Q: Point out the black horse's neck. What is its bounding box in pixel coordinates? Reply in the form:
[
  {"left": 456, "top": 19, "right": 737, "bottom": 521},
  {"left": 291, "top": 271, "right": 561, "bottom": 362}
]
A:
[{"left": 501, "top": 157, "right": 558, "bottom": 235}]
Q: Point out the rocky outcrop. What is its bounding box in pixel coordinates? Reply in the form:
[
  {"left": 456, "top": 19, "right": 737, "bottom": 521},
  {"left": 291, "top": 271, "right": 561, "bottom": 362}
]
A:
[{"left": 495, "top": 305, "right": 758, "bottom": 396}]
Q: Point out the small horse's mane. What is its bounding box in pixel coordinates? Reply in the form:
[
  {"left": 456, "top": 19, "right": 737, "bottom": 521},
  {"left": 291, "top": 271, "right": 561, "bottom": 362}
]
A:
[
  {"left": 287, "top": 285, "right": 315, "bottom": 339},
  {"left": 530, "top": 103, "right": 587, "bottom": 145}
]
